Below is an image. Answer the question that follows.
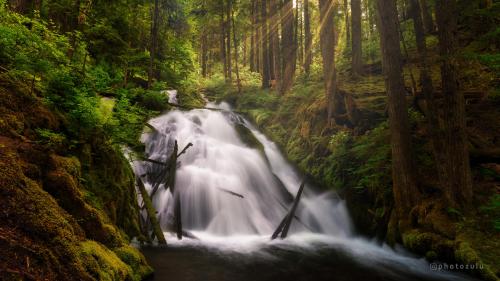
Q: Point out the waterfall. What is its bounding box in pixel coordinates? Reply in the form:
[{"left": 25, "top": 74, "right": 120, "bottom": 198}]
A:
[
  {"left": 134, "top": 102, "right": 352, "bottom": 237},
  {"left": 133, "top": 100, "right": 474, "bottom": 281}
]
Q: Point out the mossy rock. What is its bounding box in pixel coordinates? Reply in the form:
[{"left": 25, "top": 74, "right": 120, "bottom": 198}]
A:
[
  {"left": 455, "top": 241, "right": 499, "bottom": 281},
  {"left": 79, "top": 241, "right": 132, "bottom": 281},
  {"left": 114, "top": 245, "right": 154, "bottom": 280},
  {"left": 234, "top": 123, "right": 265, "bottom": 153}
]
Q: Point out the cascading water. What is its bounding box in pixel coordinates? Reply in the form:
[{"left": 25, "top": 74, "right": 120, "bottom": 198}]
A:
[
  {"left": 134, "top": 101, "right": 351, "bottom": 237},
  {"left": 133, "top": 100, "right": 475, "bottom": 281}
]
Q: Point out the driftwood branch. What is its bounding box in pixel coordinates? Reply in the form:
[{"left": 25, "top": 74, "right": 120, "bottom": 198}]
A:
[
  {"left": 177, "top": 142, "right": 193, "bottom": 157},
  {"left": 218, "top": 187, "right": 245, "bottom": 199}
]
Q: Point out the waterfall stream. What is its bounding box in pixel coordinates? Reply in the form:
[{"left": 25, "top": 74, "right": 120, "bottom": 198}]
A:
[{"left": 132, "top": 101, "right": 475, "bottom": 281}]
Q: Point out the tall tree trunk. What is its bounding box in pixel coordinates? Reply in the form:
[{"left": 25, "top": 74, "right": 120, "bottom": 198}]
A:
[
  {"left": 410, "top": 0, "right": 448, "bottom": 205},
  {"left": 297, "top": 0, "right": 304, "bottom": 73},
  {"left": 344, "top": 0, "right": 351, "bottom": 50},
  {"left": 220, "top": 1, "right": 228, "bottom": 81},
  {"left": 268, "top": 0, "right": 275, "bottom": 80},
  {"left": 148, "top": 0, "right": 159, "bottom": 89},
  {"left": 319, "top": 0, "right": 343, "bottom": 124},
  {"left": 243, "top": 35, "right": 247, "bottom": 67},
  {"left": 419, "top": 0, "right": 434, "bottom": 34},
  {"left": 294, "top": 0, "right": 300, "bottom": 73},
  {"left": 280, "top": 0, "right": 296, "bottom": 94},
  {"left": 351, "top": 0, "right": 363, "bottom": 76},
  {"left": 231, "top": 6, "right": 242, "bottom": 93},
  {"left": 303, "top": 0, "right": 312, "bottom": 75},
  {"left": 270, "top": 0, "right": 281, "bottom": 87},
  {"left": 201, "top": 32, "right": 208, "bottom": 78},
  {"left": 435, "top": 0, "right": 473, "bottom": 207},
  {"left": 375, "top": 0, "right": 419, "bottom": 226},
  {"left": 250, "top": 0, "right": 256, "bottom": 72},
  {"left": 261, "top": 0, "right": 271, "bottom": 88},
  {"left": 226, "top": 0, "right": 233, "bottom": 82},
  {"left": 256, "top": 0, "right": 261, "bottom": 73}
]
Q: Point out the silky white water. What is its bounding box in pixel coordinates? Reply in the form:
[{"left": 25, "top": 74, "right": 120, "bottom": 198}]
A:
[
  {"left": 133, "top": 101, "right": 473, "bottom": 281},
  {"left": 135, "top": 101, "right": 352, "bottom": 236}
]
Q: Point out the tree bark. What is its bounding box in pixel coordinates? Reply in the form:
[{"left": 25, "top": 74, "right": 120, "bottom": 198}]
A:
[
  {"left": 351, "top": 0, "right": 363, "bottom": 76},
  {"left": 375, "top": 0, "right": 419, "bottom": 224},
  {"left": 226, "top": 0, "right": 233, "bottom": 82},
  {"left": 270, "top": 0, "right": 281, "bottom": 87},
  {"left": 261, "top": 0, "right": 271, "bottom": 88},
  {"left": 201, "top": 32, "right": 208, "bottom": 77},
  {"left": 419, "top": 0, "right": 434, "bottom": 34},
  {"left": 250, "top": 0, "right": 256, "bottom": 72},
  {"left": 319, "top": 0, "right": 343, "bottom": 124},
  {"left": 344, "top": 0, "right": 351, "bottom": 51},
  {"left": 410, "top": 0, "right": 447, "bottom": 196},
  {"left": 268, "top": 0, "right": 276, "bottom": 81},
  {"left": 231, "top": 6, "right": 242, "bottom": 93},
  {"left": 280, "top": 0, "right": 296, "bottom": 94},
  {"left": 299, "top": 0, "right": 305, "bottom": 73},
  {"left": 435, "top": 0, "right": 473, "bottom": 207},
  {"left": 148, "top": 0, "right": 159, "bottom": 89},
  {"left": 220, "top": 1, "right": 228, "bottom": 81},
  {"left": 303, "top": 0, "right": 312, "bottom": 75}
]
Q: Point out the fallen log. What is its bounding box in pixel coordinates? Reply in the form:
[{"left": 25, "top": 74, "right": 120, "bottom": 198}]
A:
[
  {"left": 136, "top": 177, "right": 167, "bottom": 244},
  {"left": 271, "top": 214, "right": 289, "bottom": 240},
  {"left": 145, "top": 123, "right": 159, "bottom": 133},
  {"left": 271, "top": 180, "right": 306, "bottom": 239}
]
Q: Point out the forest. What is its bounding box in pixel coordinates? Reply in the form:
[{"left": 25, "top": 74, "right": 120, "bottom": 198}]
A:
[{"left": 0, "top": 0, "right": 499, "bottom": 280}]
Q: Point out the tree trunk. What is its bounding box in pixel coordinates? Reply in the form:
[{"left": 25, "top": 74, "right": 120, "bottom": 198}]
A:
[
  {"left": 250, "top": 0, "right": 256, "bottom": 72},
  {"left": 226, "top": 0, "right": 232, "bottom": 82},
  {"left": 137, "top": 177, "right": 167, "bottom": 244},
  {"left": 344, "top": 0, "right": 351, "bottom": 51},
  {"left": 351, "top": 0, "right": 363, "bottom": 76},
  {"left": 148, "top": 0, "right": 159, "bottom": 89},
  {"left": 261, "top": 0, "right": 271, "bottom": 88},
  {"left": 375, "top": 0, "right": 419, "bottom": 225},
  {"left": 268, "top": 0, "right": 276, "bottom": 81},
  {"left": 270, "top": 0, "right": 281, "bottom": 88},
  {"left": 435, "top": 0, "right": 473, "bottom": 207},
  {"left": 220, "top": 1, "right": 228, "bottom": 81},
  {"left": 201, "top": 32, "right": 208, "bottom": 77},
  {"left": 303, "top": 0, "right": 312, "bottom": 75},
  {"left": 319, "top": 0, "right": 343, "bottom": 124},
  {"left": 419, "top": 0, "right": 434, "bottom": 34},
  {"left": 410, "top": 0, "right": 448, "bottom": 206},
  {"left": 295, "top": 0, "right": 301, "bottom": 73},
  {"left": 280, "top": 0, "right": 296, "bottom": 94},
  {"left": 232, "top": 7, "right": 242, "bottom": 93}
]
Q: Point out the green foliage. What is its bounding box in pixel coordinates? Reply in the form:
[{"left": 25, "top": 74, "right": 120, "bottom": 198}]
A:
[
  {"left": 138, "top": 90, "right": 169, "bottom": 111},
  {"left": 36, "top": 128, "right": 66, "bottom": 147},
  {"left": 480, "top": 195, "right": 500, "bottom": 231},
  {"left": 350, "top": 122, "right": 392, "bottom": 192}
]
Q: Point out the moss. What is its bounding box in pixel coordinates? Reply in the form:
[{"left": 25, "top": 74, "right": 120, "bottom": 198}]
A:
[
  {"left": 234, "top": 123, "right": 264, "bottom": 152},
  {"left": 79, "top": 241, "right": 132, "bottom": 281},
  {"left": 455, "top": 241, "right": 498, "bottom": 281},
  {"left": 114, "top": 245, "right": 154, "bottom": 280}
]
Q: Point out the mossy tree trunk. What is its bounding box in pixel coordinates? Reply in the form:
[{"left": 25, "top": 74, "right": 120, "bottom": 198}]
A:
[
  {"left": 375, "top": 0, "right": 420, "bottom": 229},
  {"left": 137, "top": 177, "right": 166, "bottom": 244}
]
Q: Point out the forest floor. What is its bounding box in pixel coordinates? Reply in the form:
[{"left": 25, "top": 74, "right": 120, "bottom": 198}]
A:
[{"left": 201, "top": 36, "right": 500, "bottom": 280}]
